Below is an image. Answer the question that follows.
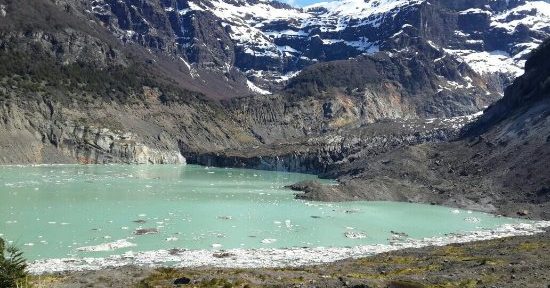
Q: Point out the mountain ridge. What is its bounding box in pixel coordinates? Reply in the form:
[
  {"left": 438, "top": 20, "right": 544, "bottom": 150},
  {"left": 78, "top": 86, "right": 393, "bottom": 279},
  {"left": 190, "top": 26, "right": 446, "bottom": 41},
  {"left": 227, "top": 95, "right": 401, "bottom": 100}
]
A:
[{"left": 79, "top": 0, "right": 550, "bottom": 95}]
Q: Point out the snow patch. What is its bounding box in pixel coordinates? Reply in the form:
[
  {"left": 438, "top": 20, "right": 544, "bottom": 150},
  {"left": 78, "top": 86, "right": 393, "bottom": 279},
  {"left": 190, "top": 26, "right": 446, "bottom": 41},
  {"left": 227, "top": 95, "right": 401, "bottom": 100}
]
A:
[
  {"left": 444, "top": 49, "right": 524, "bottom": 77},
  {"left": 491, "top": 1, "right": 550, "bottom": 33},
  {"left": 246, "top": 80, "right": 271, "bottom": 95}
]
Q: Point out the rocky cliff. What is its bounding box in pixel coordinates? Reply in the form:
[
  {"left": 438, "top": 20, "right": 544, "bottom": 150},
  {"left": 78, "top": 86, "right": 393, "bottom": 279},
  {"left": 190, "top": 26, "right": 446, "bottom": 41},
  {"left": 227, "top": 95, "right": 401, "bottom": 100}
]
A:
[{"left": 0, "top": 100, "right": 187, "bottom": 164}]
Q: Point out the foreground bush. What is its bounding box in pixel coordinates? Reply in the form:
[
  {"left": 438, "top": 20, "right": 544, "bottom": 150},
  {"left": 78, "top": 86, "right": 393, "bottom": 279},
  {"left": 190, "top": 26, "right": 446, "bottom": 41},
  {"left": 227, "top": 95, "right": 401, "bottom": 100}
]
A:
[{"left": 0, "top": 237, "right": 28, "bottom": 288}]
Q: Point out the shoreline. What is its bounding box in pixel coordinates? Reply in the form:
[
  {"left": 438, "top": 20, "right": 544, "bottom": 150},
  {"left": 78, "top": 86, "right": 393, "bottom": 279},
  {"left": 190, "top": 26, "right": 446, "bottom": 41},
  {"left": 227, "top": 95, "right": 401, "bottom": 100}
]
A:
[
  {"left": 37, "top": 228, "right": 550, "bottom": 288},
  {"left": 27, "top": 220, "right": 550, "bottom": 275}
]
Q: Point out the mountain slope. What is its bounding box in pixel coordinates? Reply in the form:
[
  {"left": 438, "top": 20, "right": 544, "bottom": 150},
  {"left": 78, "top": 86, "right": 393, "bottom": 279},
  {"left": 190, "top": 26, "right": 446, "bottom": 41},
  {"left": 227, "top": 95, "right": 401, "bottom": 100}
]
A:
[
  {"left": 305, "top": 38, "right": 550, "bottom": 219},
  {"left": 0, "top": 0, "right": 262, "bottom": 163}
]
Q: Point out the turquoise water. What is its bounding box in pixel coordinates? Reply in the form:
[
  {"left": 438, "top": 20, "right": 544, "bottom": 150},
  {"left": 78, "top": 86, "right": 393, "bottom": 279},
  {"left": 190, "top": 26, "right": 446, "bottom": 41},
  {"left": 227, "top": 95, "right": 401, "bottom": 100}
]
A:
[{"left": 0, "top": 165, "right": 523, "bottom": 261}]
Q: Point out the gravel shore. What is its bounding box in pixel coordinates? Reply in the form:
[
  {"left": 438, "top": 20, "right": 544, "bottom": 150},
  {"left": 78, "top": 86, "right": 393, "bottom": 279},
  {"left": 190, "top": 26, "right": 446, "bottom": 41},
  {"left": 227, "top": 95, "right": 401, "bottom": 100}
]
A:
[{"left": 31, "top": 229, "right": 550, "bottom": 288}]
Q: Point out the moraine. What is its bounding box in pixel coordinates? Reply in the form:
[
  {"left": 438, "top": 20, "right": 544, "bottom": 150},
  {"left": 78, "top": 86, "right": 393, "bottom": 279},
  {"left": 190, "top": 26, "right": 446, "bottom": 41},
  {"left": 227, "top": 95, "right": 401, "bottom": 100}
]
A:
[{"left": 0, "top": 164, "right": 547, "bottom": 274}]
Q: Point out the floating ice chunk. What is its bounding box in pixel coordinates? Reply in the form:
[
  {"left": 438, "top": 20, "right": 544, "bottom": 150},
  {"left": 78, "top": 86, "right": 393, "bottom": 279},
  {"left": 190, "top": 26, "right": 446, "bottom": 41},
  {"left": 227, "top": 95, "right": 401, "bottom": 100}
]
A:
[
  {"left": 261, "top": 238, "right": 277, "bottom": 244},
  {"left": 47, "top": 222, "right": 56, "bottom": 224},
  {"left": 217, "top": 216, "right": 233, "bottom": 220},
  {"left": 166, "top": 237, "right": 178, "bottom": 242},
  {"left": 77, "top": 239, "right": 136, "bottom": 252},
  {"left": 345, "top": 209, "right": 360, "bottom": 214},
  {"left": 24, "top": 243, "right": 34, "bottom": 246},
  {"left": 345, "top": 231, "right": 367, "bottom": 239},
  {"left": 121, "top": 227, "right": 129, "bottom": 230},
  {"left": 464, "top": 217, "right": 481, "bottom": 223},
  {"left": 285, "top": 220, "right": 292, "bottom": 228},
  {"left": 451, "top": 209, "right": 461, "bottom": 214},
  {"left": 133, "top": 228, "right": 159, "bottom": 235},
  {"left": 211, "top": 243, "right": 222, "bottom": 249}
]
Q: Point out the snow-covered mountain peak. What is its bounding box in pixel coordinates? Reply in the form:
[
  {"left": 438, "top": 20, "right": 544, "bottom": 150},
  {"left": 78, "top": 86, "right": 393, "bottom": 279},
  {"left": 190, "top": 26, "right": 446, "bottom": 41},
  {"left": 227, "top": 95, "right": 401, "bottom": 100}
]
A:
[
  {"left": 305, "top": 0, "right": 425, "bottom": 18},
  {"left": 85, "top": 0, "right": 550, "bottom": 95}
]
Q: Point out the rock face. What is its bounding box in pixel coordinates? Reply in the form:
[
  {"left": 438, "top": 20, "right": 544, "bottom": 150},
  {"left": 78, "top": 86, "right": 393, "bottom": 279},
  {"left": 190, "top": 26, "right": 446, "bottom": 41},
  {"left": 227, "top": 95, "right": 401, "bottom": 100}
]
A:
[
  {"left": 0, "top": 0, "right": 500, "bottom": 165},
  {"left": 188, "top": 114, "right": 478, "bottom": 174},
  {"left": 0, "top": 102, "right": 185, "bottom": 164},
  {"left": 56, "top": 125, "right": 186, "bottom": 164}
]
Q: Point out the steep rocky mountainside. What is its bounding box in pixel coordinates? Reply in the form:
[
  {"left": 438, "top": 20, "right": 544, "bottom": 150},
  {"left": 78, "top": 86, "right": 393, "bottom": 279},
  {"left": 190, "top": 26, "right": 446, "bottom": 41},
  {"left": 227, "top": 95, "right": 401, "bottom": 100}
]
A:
[
  {"left": 76, "top": 0, "right": 550, "bottom": 92},
  {"left": 293, "top": 38, "right": 550, "bottom": 219},
  {"left": 0, "top": 0, "right": 262, "bottom": 164},
  {"left": 0, "top": 0, "right": 548, "bottom": 170}
]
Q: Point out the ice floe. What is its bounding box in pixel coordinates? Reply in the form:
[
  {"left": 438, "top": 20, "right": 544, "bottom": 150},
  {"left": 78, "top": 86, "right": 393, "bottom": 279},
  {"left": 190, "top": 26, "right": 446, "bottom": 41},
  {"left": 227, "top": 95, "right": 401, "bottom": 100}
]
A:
[
  {"left": 76, "top": 239, "right": 136, "bottom": 252},
  {"left": 464, "top": 217, "right": 481, "bottom": 223},
  {"left": 261, "top": 238, "right": 277, "bottom": 244},
  {"left": 344, "top": 231, "right": 367, "bottom": 239}
]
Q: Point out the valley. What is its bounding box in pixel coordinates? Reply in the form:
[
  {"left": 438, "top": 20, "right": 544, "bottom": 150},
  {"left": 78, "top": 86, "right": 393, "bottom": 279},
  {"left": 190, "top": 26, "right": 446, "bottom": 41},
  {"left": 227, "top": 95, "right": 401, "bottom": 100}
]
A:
[{"left": 0, "top": 0, "right": 549, "bottom": 286}]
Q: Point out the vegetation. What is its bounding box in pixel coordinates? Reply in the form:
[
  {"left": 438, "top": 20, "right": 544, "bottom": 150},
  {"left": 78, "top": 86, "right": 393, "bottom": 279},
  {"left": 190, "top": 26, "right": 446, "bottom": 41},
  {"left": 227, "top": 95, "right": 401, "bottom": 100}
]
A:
[
  {"left": 0, "top": 45, "right": 204, "bottom": 106},
  {"left": 284, "top": 55, "right": 383, "bottom": 99},
  {"left": 0, "top": 237, "right": 28, "bottom": 288}
]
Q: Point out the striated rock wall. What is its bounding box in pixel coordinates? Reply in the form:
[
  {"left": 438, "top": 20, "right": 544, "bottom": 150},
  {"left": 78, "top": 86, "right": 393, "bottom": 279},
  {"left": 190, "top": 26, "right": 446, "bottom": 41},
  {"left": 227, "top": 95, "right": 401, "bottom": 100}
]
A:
[
  {"left": 55, "top": 124, "right": 186, "bottom": 164},
  {"left": 0, "top": 101, "right": 185, "bottom": 165}
]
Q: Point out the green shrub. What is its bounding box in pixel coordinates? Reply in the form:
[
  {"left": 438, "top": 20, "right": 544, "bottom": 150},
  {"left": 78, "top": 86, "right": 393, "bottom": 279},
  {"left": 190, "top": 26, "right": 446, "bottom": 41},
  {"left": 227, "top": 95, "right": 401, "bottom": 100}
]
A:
[{"left": 0, "top": 237, "right": 28, "bottom": 288}]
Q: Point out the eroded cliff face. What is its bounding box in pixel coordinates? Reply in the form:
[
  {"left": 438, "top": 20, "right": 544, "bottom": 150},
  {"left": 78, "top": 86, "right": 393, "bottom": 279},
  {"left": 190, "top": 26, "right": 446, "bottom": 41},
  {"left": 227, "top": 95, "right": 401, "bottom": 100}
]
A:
[
  {"left": 55, "top": 125, "right": 186, "bottom": 164},
  {"left": 0, "top": 101, "right": 185, "bottom": 164}
]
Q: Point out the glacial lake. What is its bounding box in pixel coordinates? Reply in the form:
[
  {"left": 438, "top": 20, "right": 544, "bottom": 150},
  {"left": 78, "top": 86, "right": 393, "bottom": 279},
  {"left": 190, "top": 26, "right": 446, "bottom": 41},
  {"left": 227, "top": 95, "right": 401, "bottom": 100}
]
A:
[{"left": 0, "top": 164, "right": 529, "bottom": 264}]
